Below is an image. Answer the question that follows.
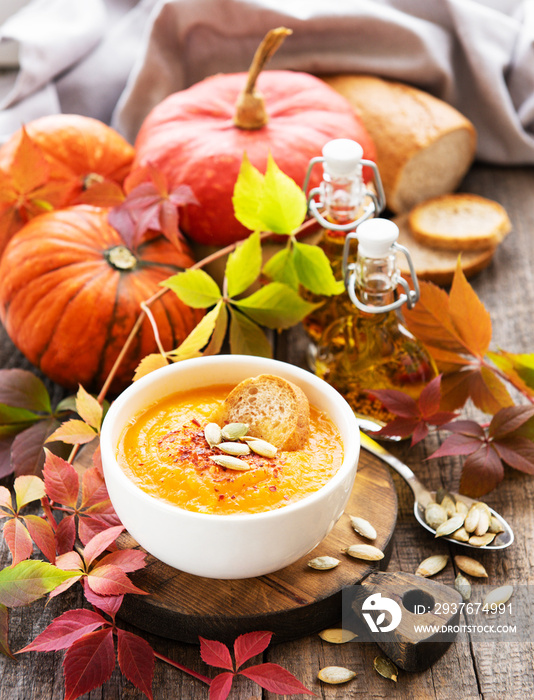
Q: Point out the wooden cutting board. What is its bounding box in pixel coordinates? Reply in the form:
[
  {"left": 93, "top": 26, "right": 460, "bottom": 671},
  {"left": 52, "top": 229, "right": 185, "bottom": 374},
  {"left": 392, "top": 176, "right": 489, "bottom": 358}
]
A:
[{"left": 116, "top": 449, "right": 397, "bottom": 644}]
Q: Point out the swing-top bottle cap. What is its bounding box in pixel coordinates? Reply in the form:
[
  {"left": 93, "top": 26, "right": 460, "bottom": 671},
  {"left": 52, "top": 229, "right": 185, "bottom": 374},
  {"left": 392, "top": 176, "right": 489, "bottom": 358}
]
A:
[
  {"left": 322, "top": 139, "right": 364, "bottom": 177},
  {"left": 357, "top": 218, "right": 399, "bottom": 258}
]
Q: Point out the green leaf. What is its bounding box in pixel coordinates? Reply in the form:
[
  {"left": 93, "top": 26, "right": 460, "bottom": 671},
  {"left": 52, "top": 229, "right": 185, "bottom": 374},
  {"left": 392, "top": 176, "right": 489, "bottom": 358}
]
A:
[
  {"left": 234, "top": 282, "right": 320, "bottom": 330},
  {"left": 232, "top": 153, "right": 266, "bottom": 232},
  {"left": 292, "top": 241, "right": 345, "bottom": 295},
  {"left": 226, "top": 231, "right": 262, "bottom": 298},
  {"left": 203, "top": 304, "right": 229, "bottom": 356},
  {"left": 229, "top": 308, "right": 273, "bottom": 358},
  {"left": 163, "top": 269, "right": 221, "bottom": 309},
  {"left": 168, "top": 301, "right": 224, "bottom": 361},
  {"left": 0, "top": 560, "right": 78, "bottom": 607},
  {"left": 488, "top": 351, "right": 534, "bottom": 396},
  {"left": 0, "top": 404, "right": 41, "bottom": 426},
  {"left": 257, "top": 154, "right": 307, "bottom": 234},
  {"left": 14, "top": 475, "right": 45, "bottom": 510},
  {"left": 262, "top": 246, "right": 299, "bottom": 290}
]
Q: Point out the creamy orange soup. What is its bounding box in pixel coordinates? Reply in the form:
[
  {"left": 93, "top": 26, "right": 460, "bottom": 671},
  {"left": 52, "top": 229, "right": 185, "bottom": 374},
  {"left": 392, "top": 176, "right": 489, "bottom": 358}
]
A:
[{"left": 116, "top": 384, "right": 344, "bottom": 515}]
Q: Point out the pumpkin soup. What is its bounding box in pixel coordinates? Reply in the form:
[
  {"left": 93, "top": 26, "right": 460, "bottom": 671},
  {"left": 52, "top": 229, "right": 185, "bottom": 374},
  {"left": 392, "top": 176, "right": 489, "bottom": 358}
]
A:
[{"left": 116, "top": 384, "right": 343, "bottom": 515}]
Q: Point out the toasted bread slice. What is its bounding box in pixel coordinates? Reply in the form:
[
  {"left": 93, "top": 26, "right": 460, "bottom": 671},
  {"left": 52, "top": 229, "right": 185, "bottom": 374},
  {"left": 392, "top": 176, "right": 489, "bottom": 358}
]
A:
[
  {"left": 394, "top": 214, "right": 495, "bottom": 285},
  {"left": 211, "top": 374, "right": 310, "bottom": 450},
  {"left": 409, "top": 193, "right": 511, "bottom": 250}
]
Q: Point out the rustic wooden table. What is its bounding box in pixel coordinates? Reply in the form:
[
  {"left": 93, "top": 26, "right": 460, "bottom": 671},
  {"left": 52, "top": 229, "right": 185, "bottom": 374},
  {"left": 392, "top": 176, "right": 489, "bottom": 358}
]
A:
[{"left": 1, "top": 164, "right": 533, "bottom": 699}]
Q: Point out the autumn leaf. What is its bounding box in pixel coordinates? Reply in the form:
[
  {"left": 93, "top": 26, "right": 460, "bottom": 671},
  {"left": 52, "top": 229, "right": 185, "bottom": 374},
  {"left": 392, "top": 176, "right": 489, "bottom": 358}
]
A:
[
  {"left": 240, "top": 662, "right": 313, "bottom": 695},
  {"left": 43, "top": 450, "right": 79, "bottom": 509},
  {"left": 233, "top": 631, "right": 272, "bottom": 668},
  {"left": 110, "top": 162, "right": 197, "bottom": 251},
  {"left": 372, "top": 376, "right": 457, "bottom": 444},
  {"left": 209, "top": 672, "right": 234, "bottom": 700},
  {"left": 2, "top": 518, "right": 34, "bottom": 565},
  {"left": 19, "top": 609, "right": 107, "bottom": 652},
  {"left": 228, "top": 307, "right": 272, "bottom": 358},
  {"left": 74, "top": 386, "right": 102, "bottom": 433},
  {"left": 225, "top": 230, "right": 262, "bottom": 298},
  {"left": 403, "top": 262, "right": 513, "bottom": 414},
  {"left": 63, "top": 627, "right": 115, "bottom": 700},
  {"left": 133, "top": 353, "right": 169, "bottom": 381},
  {"left": 46, "top": 419, "right": 97, "bottom": 446},
  {"left": 200, "top": 636, "right": 234, "bottom": 671},
  {"left": 0, "top": 560, "right": 78, "bottom": 607},
  {"left": 116, "top": 628, "right": 155, "bottom": 700}
]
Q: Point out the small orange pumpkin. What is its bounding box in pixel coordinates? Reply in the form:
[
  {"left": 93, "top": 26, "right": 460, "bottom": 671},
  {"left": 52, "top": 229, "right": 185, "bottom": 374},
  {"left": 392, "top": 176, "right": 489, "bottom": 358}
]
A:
[{"left": 0, "top": 206, "right": 202, "bottom": 394}]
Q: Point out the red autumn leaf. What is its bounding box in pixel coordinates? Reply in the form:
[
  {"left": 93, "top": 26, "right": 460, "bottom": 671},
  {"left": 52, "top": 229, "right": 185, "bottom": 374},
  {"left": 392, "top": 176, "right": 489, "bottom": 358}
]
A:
[
  {"left": 209, "top": 672, "right": 234, "bottom": 700},
  {"left": 459, "top": 445, "right": 505, "bottom": 497},
  {"left": 239, "top": 662, "right": 313, "bottom": 696},
  {"left": 22, "top": 514, "right": 57, "bottom": 563},
  {"left": 11, "top": 418, "right": 62, "bottom": 477},
  {"left": 0, "top": 603, "right": 14, "bottom": 659},
  {"left": 63, "top": 627, "right": 115, "bottom": 700},
  {"left": 370, "top": 388, "right": 417, "bottom": 418},
  {"left": 117, "top": 628, "right": 155, "bottom": 700},
  {"left": 492, "top": 437, "right": 534, "bottom": 475},
  {"left": 82, "top": 579, "right": 124, "bottom": 618},
  {"left": 200, "top": 636, "right": 234, "bottom": 671},
  {"left": 78, "top": 513, "right": 122, "bottom": 547},
  {"left": 3, "top": 517, "right": 34, "bottom": 565},
  {"left": 19, "top": 609, "right": 106, "bottom": 652},
  {"left": 83, "top": 525, "right": 124, "bottom": 567},
  {"left": 43, "top": 450, "right": 79, "bottom": 509},
  {"left": 92, "top": 445, "right": 103, "bottom": 476},
  {"left": 80, "top": 466, "right": 108, "bottom": 509},
  {"left": 234, "top": 631, "right": 272, "bottom": 668},
  {"left": 440, "top": 419, "right": 486, "bottom": 438},
  {"left": 96, "top": 549, "right": 146, "bottom": 574},
  {"left": 55, "top": 551, "right": 84, "bottom": 572},
  {"left": 85, "top": 565, "right": 148, "bottom": 597},
  {"left": 55, "top": 515, "right": 76, "bottom": 555},
  {"left": 489, "top": 405, "right": 534, "bottom": 439},
  {"left": 429, "top": 433, "right": 483, "bottom": 460}
]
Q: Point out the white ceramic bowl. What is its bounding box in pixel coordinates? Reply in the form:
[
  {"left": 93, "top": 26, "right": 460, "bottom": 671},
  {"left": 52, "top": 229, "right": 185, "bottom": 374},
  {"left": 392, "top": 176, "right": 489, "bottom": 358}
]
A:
[{"left": 100, "top": 355, "right": 360, "bottom": 579}]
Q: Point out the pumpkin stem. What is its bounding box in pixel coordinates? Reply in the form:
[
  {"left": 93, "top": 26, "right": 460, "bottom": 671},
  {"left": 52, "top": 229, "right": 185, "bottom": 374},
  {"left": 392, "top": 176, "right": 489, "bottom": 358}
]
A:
[
  {"left": 106, "top": 245, "right": 138, "bottom": 271},
  {"left": 233, "top": 26, "right": 292, "bottom": 130}
]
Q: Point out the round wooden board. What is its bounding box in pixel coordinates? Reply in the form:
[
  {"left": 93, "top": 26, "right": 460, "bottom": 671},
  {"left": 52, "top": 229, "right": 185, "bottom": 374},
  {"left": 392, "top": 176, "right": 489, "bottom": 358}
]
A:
[{"left": 117, "top": 449, "right": 397, "bottom": 644}]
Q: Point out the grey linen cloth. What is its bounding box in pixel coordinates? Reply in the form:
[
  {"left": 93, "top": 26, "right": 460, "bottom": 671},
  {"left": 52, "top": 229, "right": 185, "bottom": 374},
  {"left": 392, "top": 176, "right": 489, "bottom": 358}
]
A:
[{"left": 0, "top": 0, "right": 533, "bottom": 164}]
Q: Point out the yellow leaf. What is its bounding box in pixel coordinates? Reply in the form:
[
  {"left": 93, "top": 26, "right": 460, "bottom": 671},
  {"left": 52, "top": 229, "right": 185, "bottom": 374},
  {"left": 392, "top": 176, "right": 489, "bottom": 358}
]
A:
[
  {"left": 75, "top": 385, "right": 103, "bottom": 432},
  {"left": 45, "top": 420, "right": 97, "bottom": 446},
  {"left": 133, "top": 354, "right": 169, "bottom": 382},
  {"left": 14, "top": 475, "right": 45, "bottom": 510}
]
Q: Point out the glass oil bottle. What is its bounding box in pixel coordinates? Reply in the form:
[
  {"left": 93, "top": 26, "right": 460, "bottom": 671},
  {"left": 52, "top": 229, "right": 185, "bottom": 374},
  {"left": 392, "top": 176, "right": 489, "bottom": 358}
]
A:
[
  {"left": 302, "top": 138, "right": 386, "bottom": 345},
  {"left": 314, "top": 218, "right": 437, "bottom": 424}
]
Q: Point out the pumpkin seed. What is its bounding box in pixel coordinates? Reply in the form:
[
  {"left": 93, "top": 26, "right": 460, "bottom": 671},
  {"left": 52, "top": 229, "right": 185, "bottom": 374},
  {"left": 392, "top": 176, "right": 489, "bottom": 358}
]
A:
[
  {"left": 441, "top": 494, "right": 457, "bottom": 518},
  {"left": 216, "top": 441, "right": 250, "bottom": 456},
  {"left": 468, "top": 533, "right": 496, "bottom": 547},
  {"left": 488, "top": 515, "right": 505, "bottom": 534},
  {"left": 482, "top": 585, "right": 513, "bottom": 610},
  {"left": 450, "top": 527, "right": 470, "bottom": 543},
  {"left": 455, "top": 500, "right": 469, "bottom": 517},
  {"left": 373, "top": 656, "right": 398, "bottom": 682},
  {"left": 454, "top": 555, "right": 488, "bottom": 578},
  {"left": 209, "top": 455, "right": 251, "bottom": 471},
  {"left": 424, "top": 503, "right": 447, "bottom": 530},
  {"left": 435, "top": 514, "right": 465, "bottom": 537},
  {"left": 307, "top": 556, "right": 340, "bottom": 570},
  {"left": 345, "top": 544, "right": 384, "bottom": 561},
  {"left": 474, "top": 508, "right": 490, "bottom": 536},
  {"left": 204, "top": 422, "right": 222, "bottom": 447},
  {"left": 221, "top": 422, "right": 249, "bottom": 441},
  {"left": 318, "top": 628, "right": 358, "bottom": 644},
  {"left": 317, "top": 666, "right": 356, "bottom": 684},
  {"left": 349, "top": 515, "right": 377, "bottom": 540},
  {"left": 455, "top": 573, "right": 472, "bottom": 601},
  {"left": 415, "top": 554, "right": 448, "bottom": 577},
  {"left": 246, "top": 438, "right": 278, "bottom": 458},
  {"left": 464, "top": 505, "right": 481, "bottom": 533}
]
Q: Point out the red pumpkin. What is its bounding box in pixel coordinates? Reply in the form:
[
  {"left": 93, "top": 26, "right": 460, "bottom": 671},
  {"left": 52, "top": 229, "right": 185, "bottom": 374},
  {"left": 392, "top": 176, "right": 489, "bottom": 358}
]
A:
[
  {"left": 0, "top": 114, "right": 134, "bottom": 207},
  {"left": 133, "top": 43, "right": 375, "bottom": 247},
  {"left": 0, "top": 206, "right": 202, "bottom": 394}
]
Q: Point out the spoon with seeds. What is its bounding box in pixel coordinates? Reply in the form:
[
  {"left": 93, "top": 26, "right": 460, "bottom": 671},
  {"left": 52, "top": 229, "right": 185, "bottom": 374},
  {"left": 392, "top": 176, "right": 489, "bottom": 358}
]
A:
[{"left": 359, "top": 430, "right": 514, "bottom": 550}]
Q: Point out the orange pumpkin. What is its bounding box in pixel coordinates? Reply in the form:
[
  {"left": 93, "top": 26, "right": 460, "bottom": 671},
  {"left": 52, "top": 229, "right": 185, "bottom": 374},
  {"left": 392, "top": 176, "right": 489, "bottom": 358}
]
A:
[
  {"left": 0, "top": 114, "right": 134, "bottom": 205},
  {"left": 133, "top": 30, "right": 375, "bottom": 247},
  {"left": 0, "top": 206, "right": 202, "bottom": 394}
]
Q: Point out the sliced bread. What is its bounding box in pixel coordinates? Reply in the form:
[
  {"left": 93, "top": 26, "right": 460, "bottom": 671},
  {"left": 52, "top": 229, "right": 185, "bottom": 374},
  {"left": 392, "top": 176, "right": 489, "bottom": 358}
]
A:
[
  {"left": 408, "top": 193, "right": 511, "bottom": 250},
  {"left": 211, "top": 374, "right": 310, "bottom": 450},
  {"left": 394, "top": 214, "right": 495, "bottom": 285},
  {"left": 322, "top": 74, "right": 477, "bottom": 213}
]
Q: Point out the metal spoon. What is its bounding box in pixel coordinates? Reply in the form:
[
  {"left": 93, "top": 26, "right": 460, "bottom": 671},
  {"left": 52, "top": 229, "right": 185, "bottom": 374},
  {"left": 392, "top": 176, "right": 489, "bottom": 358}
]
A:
[{"left": 359, "top": 430, "right": 514, "bottom": 550}]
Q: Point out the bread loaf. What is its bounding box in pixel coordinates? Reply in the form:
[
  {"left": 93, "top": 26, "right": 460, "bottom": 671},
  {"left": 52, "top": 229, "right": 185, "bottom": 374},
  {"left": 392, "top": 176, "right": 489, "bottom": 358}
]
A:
[
  {"left": 322, "top": 75, "right": 477, "bottom": 213},
  {"left": 211, "top": 374, "right": 310, "bottom": 450},
  {"left": 408, "top": 193, "right": 511, "bottom": 250},
  {"left": 394, "top": 214, "right": 495, "bottom": 285}
]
